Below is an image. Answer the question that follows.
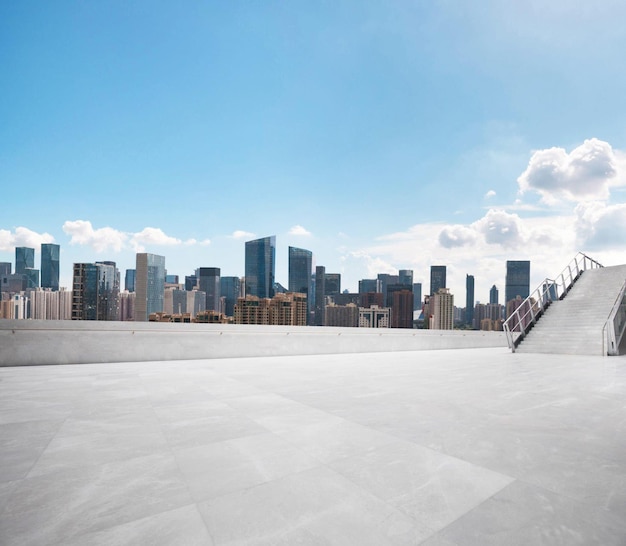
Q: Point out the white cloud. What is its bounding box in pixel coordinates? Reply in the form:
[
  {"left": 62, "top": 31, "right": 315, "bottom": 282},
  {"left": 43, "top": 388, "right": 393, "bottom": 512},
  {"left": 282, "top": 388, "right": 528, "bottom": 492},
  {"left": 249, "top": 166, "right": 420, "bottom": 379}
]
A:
[
  {"left": 575, "top": 201, "right": 626, "bottom": 250},
  {"left": 473, "top": 209, "right": 525, "bottom": 248},
  {"left": 288, "top": 225, "right": 312, "bottom": 236},
  {"left": 0, "top": 227, "right": 55, "bottom": 252},
  {"left": 517, "top": 138, "right": 626, "bottom": 204},
  {"left": 63, "top": 220, "right": 127, "bottom": 253},
  {"left": 485, "top": 190, "right": 496, "bottom": 199},
  {"left": 130, "top": 227, "right": 182, "bottom": 252},
  {"left": 438, "top": 225, "right": 478, "bottom": 248},
  {"left": 231, "top": 230, "right": 256, "bottom": 240}
]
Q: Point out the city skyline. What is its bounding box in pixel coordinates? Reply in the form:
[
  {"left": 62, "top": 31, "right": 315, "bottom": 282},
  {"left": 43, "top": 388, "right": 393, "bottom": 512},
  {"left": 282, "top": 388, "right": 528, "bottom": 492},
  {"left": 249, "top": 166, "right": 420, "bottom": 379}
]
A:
[{"left": 2, "top": 2, "right": 626, "bottom": 301}]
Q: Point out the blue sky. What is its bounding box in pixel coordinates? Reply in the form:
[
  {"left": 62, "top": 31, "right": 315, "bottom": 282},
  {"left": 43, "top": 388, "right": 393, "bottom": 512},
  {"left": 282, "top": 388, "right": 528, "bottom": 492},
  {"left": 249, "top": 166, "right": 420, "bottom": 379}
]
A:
[{"left": 2, "top": 1, "right": 626, "bottom": 301}]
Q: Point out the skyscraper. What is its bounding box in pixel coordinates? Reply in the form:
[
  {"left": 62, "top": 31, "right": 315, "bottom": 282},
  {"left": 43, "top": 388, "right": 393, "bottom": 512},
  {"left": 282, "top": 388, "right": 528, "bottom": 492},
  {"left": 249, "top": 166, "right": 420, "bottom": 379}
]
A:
[
  {"left": 245, "top": 236, "right": 275, "bottom": 299},
  {"left": 15, "top": 247, "right": 34, "bottom": 275},
  {"left": 314, "top": 265, "right": 326, "bottom": 326},
  {"left": 41, "top": 244, "right": 60, "bottom": 291},
  {"left": 490, "top": 284, "right": 499, "bottom": 305},
  {"left": 466, "top": 274, "right": 475, "bottom": 327},
  {"left": 430, "top": 266, "right": 446, "bottom": 295},
  {"left": 413, "top": 282, "right": 422, "bottom": 311},
  {"left": 505, "top": 261, "right": 530, "bottom": 308},
  {"left": 324, "top": 273, "right": 341, "bottom": 296},
  {"left": 220, "top": 276, "right": 241, "bottom": 317},
  {"left": 198, "top": 267, "right": 221, "bottom": 311},
  {"left": 125, "top": 269, "right": 136, "bottom": 292},
  {"left": 288, "top": 247, "right": 313, "bottom": 324},
  {"left": 71, "top": 262, "right": 119, "bottom": 321},
  {"left": 399, "top": 270, "right": 413, "bottom": 286},
  {"left": 135, "top": 253, "right": 165, "bottom": 321}
]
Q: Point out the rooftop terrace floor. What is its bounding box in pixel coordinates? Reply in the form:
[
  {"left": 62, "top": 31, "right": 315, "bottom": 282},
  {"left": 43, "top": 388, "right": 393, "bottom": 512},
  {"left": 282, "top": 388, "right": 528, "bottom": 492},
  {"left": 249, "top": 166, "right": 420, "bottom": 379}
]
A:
[{"left": 1, "top": 347, "right": 626, "bottom": 545}]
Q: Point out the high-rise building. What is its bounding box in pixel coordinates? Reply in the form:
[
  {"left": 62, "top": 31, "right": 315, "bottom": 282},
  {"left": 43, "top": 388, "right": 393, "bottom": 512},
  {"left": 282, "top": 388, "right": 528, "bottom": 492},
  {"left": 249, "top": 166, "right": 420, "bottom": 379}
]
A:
[
  {"left": 489, "top": 284, "right": 499, "bottom": 305},
  {"left": 24, "top": 268, "right": 39, "bottom": 289},
  {"left": 413, "top": 283, "right": 422, "bottom": 311},
  {"left": 399, "top": 270, "right": 413, "bottom": 286},
  {"left": 220, "top": 276, "right": 241, "bottom": 317},
  {"left": 430, "top": 266, "right": 447, "bottom": 296},
  {"left": 125, "top": 269, "right": 136, "bottom": 292},
  {"left": 0, "top": 263, "right": 11, "bottom": 276},
  {"left": 360, "top": 292, "right": 384, "bottom": 309},
  {"left": 198, "top": 267, "right": 221, "bottom": 312},
  {"left": 391, "top": 289, "right": 413, "bottom": 328},
  {"left": 314, "top": 266, "right": 326, "bottom": 326},
  {"left": 377, "top": 274, "right": 399, "bottom": 303},
  {"left": 324, "top": 274, "right": 341, "bottom": 296},
  {"left": 245, "top": 236, "right": 276, "bottom": 299},
  {"left": 289, "top": 247, "right": 313, "bottom": 323},
  {"left": 505, "top": 261, "right": 530, "bottom": 313},
  {"left": 466, "top": 274, "right": 475, "bottom": 328},
  {"left": 135, "top": 253, "right": 165, "bottom": 322},
  {"left": 359, "top": 279, "right": 381, "bottom": 294},
  {"left": 430, "top": 288, "right": 454, "bottom": 330},
  {"left": 184, "top": 275, "right": 197, "bottom": 291},
  {"left": 41, "top": 244, "right": 60, "bottom": 291},
  {"left": 15, "top": 247, "right": 34, "bottom": 275},
  {"left": 71, "top": 262, "right": 119, "bottom": 321}
]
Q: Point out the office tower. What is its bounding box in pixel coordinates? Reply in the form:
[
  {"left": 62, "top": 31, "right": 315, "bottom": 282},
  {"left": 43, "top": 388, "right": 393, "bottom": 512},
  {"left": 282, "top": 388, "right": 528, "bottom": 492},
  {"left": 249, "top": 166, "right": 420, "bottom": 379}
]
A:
[
  {"left": 386, "top": 283, "right": 412, "bottom": 308},
  {"left": 71, "top": 262, "right": 119, "bottom": 321},
  {"left": 377, "top": 274, "right": 399, "bottom": 303},
  {"left": 324, "top": 303, "right": 359, "bottom": 327},
  {"left": 220, "top": 276, "right": 241, "bottom": 317},
  {"left": 245, "top": 236, "right": 275, "bottom": 299},
  {"left": 184, "top": 275, "right": 197, "bottom": 291},
  {"left": 314, "top": 265, "right": 326, "bottom": 326},
  {"left": 0, "top": 263, "right": 11, "bottom": 276},
  {"left": 119, "top": 291, "right": 136, "bottom": 321},
  {"left": 490, "top": 285, "right": 499, "bottom": 305},
  {"left": 332, "top": 293, "right": 360, "bottom": 306},
  {"left": 15, "top": 247, "right": 34, "bottom": 275},
  {"left": 360, "top": 292, "right": 384, "bottom": 309},
  {"left": 399, "top": 270, "right": 413, "bottom": 286},
  {"left": 505, "top": 261, "right": 530, "bottom": 310},
  {"left": 135, "top": 253, "right": 165, "bottom": 321},
  {"left": 391, "top": 289, "right": 413, "bottom": 328},
  {"left": 430, "top": 288, "right": 454, "bottom": 330},
  {"left": 466, "top": 275, "right": 475, "bottom": 328},
  {"left": 198, "top": 267, "right": 221, "bottom": 312},
  {"left": 430, "top": 266, "right": 447, "bottom": 295},
  {"left": 359, "top": 279, "right": 381, "bottom": 294},
  {"left": 41, "top": 244, "right": 60, "bottom": 291},
  {"left": 25, "top": 268, "right": 39, "bottom": 289},
  {"left": 125, "top": 269, "right": 136, "bottom": 292},
  {"left": 413, "top": 283, "right": 422, "bottom": 311},
  {"left": 289, "top": 247, "right": 313, "bottom": 323},
  {"left": 324, "top": 274, "right": 341, "bottom": 296},
  {"left": 165, "top": 274, "right": 179, "bottom": 285}
]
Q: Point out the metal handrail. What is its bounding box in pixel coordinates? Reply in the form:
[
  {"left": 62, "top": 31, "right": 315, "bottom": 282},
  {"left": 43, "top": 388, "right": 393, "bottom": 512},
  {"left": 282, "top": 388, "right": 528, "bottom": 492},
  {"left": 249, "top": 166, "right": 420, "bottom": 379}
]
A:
[
  {"left": 503, "top": 253, "right": 603, "bottom": 351},
  {"left": 603, "top": 278, "right": 626, "bottom": 356}
]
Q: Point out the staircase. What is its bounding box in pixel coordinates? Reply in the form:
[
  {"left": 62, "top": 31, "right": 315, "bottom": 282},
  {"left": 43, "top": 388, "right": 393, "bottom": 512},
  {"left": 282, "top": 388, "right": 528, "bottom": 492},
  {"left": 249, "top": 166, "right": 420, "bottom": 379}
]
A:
[{"left": 515, "top": 265, "right": 626, "bottom": 355}]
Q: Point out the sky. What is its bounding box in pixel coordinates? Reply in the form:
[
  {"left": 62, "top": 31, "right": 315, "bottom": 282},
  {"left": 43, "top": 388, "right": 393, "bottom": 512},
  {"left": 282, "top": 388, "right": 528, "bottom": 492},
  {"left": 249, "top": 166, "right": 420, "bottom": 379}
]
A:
[{"left": 2, "top": 1, "right": 626, "bottom": 302}]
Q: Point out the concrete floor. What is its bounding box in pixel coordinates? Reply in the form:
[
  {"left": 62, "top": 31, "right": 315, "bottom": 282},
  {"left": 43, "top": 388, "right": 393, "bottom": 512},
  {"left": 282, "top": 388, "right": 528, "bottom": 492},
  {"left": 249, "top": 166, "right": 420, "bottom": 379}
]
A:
[{"left": 1, "top": 347, "right": 626, "bottom": 545}]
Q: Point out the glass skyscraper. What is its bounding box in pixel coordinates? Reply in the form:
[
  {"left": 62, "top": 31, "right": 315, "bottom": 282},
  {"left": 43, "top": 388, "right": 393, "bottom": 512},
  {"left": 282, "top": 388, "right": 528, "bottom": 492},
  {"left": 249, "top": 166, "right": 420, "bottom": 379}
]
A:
[
  {"left": 505, "top": 261, "right": 530, "bottom": 304},
  {"left": 125, "top": 269, "right": 136, "bottom": 292},
  {"left": 15, "top": 247, "right": 34, "bottom": 275},
  {"left": 135, "top": 253, "right": 165, "bottom": 321},
  {"left": 466, "top": 274, "right": 475, "bottom": 327},
  {"left": 198, "top": 267, "right": 221, "bottom": 311},
  {"left": 41, "top": 243, "right": 60, "bottom": 291},
  {"left": 220, "top": 276, "right": 241, "bottom": 317},
  {"left": 289, "top": 247, "right": 313, "bottom": 324},
  {"left": 430, "top": 265, "right": 447, "bottom": 296},
  {"left": 72, "top": 262, "right": 119, "bottom": 321},
  {"left": 245, "top": 236, "right": 275, "bottom": 299}
]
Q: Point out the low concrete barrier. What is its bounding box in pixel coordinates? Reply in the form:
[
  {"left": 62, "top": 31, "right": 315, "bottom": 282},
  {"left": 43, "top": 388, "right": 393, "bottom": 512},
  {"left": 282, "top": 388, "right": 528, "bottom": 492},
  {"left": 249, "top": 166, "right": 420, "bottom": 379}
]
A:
[{"left": 0, "top": 320, "right": 507, "bottom": 366}]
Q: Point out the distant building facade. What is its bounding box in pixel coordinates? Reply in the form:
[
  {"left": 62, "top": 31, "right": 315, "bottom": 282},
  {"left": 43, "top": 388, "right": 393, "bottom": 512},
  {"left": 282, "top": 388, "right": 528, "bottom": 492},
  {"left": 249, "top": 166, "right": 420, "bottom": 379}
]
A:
[
  {"left": 40, "top": 244, "right": 60, "bottom": 291},
  {"left": 135, "top": 253, "right": 165, "bottom": 322},
  {"left": 245, "top": 236, "right": 276, "bottom": 299}
]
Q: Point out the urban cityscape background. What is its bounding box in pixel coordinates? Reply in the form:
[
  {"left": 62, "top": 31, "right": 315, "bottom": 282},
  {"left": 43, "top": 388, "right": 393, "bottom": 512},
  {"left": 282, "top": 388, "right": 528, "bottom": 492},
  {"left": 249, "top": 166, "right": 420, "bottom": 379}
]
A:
[{"left": 0, "top": 237, "right": 531, "bottom": 331}]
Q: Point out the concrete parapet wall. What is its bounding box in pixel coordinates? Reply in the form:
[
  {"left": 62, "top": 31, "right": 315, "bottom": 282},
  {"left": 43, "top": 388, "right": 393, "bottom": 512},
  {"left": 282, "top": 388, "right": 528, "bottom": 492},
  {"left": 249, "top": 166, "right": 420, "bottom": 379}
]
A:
[{"left": 0, "top": 320, "right": 507, "bottom": 366}]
